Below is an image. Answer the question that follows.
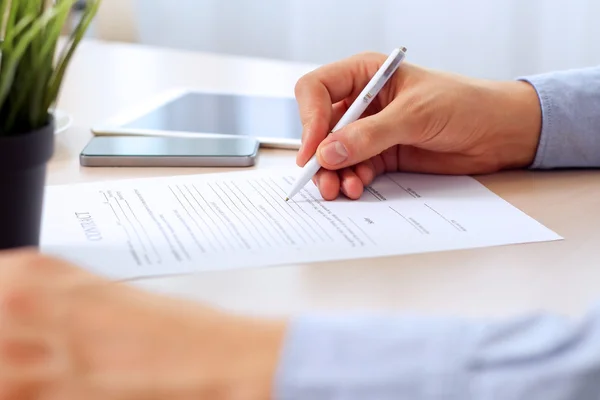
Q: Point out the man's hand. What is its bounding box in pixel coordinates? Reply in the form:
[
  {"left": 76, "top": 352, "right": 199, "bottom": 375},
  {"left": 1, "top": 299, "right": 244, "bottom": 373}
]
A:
[
  {"left": 295, "top": 52, "right": 542, "bottom": 200},
  {"left": 0, "top": 249, "right": 286, "bottom": 399}
]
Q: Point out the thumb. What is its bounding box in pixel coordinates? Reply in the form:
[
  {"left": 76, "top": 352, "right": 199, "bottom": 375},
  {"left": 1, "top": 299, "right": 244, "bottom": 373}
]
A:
[{"left": 315, "top": 107, "right": 406, "bottom": 170}]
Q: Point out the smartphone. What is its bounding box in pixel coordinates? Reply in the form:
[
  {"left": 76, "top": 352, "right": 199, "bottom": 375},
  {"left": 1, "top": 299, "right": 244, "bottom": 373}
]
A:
[
  {"left": 91, "top": 89, "right": 303, "bottom": 150},
  {"left": 79, "top": 135, "right": 259, "bottom": 167}
]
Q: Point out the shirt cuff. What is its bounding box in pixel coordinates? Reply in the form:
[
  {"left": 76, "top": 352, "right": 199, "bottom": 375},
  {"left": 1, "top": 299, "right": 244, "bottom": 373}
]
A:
[
  {"left": 517, "top": 67, "right": 600, "bottom": 169},
  {"left": 272, "top": 314, "right": 474, "bottom": 400}
]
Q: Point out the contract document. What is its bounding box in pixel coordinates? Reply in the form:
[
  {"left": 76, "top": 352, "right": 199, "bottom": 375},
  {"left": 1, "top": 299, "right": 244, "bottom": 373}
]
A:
[{"left": 40, "top": 170, "right": 562, "bottom": 279}]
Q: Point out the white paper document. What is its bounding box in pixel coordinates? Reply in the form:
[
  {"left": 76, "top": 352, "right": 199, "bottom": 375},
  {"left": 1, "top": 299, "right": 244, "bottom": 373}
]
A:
[{"left": 40, "top": 170, "right": 562, "bottom": 279}]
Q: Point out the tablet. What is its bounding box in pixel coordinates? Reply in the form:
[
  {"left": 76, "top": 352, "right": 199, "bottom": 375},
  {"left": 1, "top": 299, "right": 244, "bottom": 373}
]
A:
[{"left": 91, "top": 88, "right": 304, "bottom": 149}]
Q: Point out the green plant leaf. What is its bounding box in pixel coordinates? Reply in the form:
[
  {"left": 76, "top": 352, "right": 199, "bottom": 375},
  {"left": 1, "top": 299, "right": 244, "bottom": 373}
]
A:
[
  {"left": 0, "top": 5, "right": 60, "bottom": 133},
  {"left": 29, "top": 0, "right": 74, "bottom": 125},
  {"left": 0, "top": 10, "right": 56, "bottom": 96},
  {"left": 0, "top": 0, "right": 10, "bottom": 37},
  {"left": 0, "top": 0, "right": 99, "bottom": 135},
  {"left": 45, "top": 0, "right": 101, "bottom": 111},
  {"left": 1, "top": 14, "right": 35, "bottom": 50},
  {"left": 1, "top": 0, "right": 21, "bottom": 51}
]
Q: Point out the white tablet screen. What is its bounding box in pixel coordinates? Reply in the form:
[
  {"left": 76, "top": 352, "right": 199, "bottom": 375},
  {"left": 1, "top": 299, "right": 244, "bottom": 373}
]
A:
[{"left": 119, "top": 91, "right": 304, "bottom": 141}]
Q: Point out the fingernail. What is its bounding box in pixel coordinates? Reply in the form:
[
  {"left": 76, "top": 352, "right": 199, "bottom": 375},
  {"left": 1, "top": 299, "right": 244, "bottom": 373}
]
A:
[
  {"left": 340, "top": 185, "right": 348, "bottom": 197},
  {"left": 320, "top": 141, "right": 348, "bottom": 165}
]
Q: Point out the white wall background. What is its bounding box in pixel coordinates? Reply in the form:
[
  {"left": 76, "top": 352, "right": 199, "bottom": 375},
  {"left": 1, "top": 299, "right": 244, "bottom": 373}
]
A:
[{"left": 95, "top": 0, "right": 600, "bottom": 79}]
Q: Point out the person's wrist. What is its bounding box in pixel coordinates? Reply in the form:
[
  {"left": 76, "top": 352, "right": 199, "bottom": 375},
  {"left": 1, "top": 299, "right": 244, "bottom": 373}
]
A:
[
  {"left": 191, "top": 312, "right": 288, "bottom": 400},
  {"left": 486, "top": 79, "right": 542, "bottom": 169}
]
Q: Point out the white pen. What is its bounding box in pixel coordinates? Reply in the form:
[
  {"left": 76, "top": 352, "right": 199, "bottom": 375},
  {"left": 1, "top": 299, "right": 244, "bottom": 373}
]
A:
[{"left": 285, "top": 46, "right": 407, "bottom": 201}]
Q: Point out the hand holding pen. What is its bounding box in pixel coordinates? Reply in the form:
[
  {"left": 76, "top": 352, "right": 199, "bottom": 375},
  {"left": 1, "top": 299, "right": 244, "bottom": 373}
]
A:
[
  {"left": 286, "top": 47, "right": 407, "bottom": 201},
  {"left": 290, "top": 49, "right": 541, "bottom": 201}
]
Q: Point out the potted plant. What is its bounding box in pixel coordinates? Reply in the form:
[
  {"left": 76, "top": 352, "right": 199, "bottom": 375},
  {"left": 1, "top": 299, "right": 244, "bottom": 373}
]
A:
[{"left": 0, "top": 0, "right": 101, "bottom": 250}]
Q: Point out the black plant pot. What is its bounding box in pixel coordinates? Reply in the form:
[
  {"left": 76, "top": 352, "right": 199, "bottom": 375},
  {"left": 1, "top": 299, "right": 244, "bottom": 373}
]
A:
[{"left": 0, "top": 119, "right": 55, "bottom": 250}]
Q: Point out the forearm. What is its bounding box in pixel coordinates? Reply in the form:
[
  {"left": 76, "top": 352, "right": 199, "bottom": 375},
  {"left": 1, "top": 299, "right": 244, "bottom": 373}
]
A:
[
  {"left": 273, "top": 305, "right": 600, "bottom": 399},
  {"left": 519, "top": 66, "right": 600, "bottom": 169}
]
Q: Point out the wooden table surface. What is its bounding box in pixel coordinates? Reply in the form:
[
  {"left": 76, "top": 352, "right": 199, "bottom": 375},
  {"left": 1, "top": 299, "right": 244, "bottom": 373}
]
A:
[{"left": 51, "top": 38, "right": 600, "bottom": 319}]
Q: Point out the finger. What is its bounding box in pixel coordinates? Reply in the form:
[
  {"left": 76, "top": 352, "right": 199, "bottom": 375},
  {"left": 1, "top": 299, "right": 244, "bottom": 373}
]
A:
[
  {"left": 380, "top": 146, "right": 400, "bottom": 172},
  {"left": 354, "top": 159, "right": 377, "bottom": 186},
  {"left": 371, "top": 154, "right": 387, "bottom": 176},
  {"left": 330, "top": 101, "right": 348, "bottom": 130},
  {"left": 0, "top": 333, "right": 68, "bottom": 393},
  {"left": 297, "top": 101, "right": 348, "bottom": 166},
  {"left": 0, "top": 384, "right": 42, "bottom": 400},
  {"left": 0, "top": 287, "right": 51, "bottom": 327},
  {"left": 315, "top": 103, "right": 410, "bottom": 171},
  {"left": 339, "top": 168, "right": 364, "bottom": 200},
  {"left": 314, "top": 169, "right": 340, "bottom": 201},
  {"left": 294, "top": 53, "right": 386, "bottom": 166},
  {"left": 0, "top": 332, "right": 56, "bottom": 369}
]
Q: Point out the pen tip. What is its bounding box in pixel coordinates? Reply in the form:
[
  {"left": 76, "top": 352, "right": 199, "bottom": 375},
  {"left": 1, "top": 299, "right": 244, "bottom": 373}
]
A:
[{"left": 284, "top": 197, "right": 289, "bottom": 202}]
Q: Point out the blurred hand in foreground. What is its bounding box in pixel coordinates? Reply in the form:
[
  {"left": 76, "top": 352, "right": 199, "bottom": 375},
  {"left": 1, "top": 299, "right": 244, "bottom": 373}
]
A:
[{"left": 0, "top": 250, "right": 285, "bottom": 400}]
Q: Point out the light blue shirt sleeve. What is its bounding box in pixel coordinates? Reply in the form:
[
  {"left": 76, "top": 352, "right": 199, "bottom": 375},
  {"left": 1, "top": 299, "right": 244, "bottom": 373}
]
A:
[
  {"left": 274, "top": 306, "right": 600, "bottom": 399},
  {"left": 273, "top": 66, "right": 600, "bottom": 399},
  {"left": 519, "top": 66, "right": 600, "bottom": 169}
]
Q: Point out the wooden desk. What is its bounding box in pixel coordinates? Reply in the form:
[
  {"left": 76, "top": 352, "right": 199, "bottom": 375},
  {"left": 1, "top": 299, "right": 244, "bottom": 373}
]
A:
[{"left": 52, "top": 39, "right": 600, "bottom": 319}]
